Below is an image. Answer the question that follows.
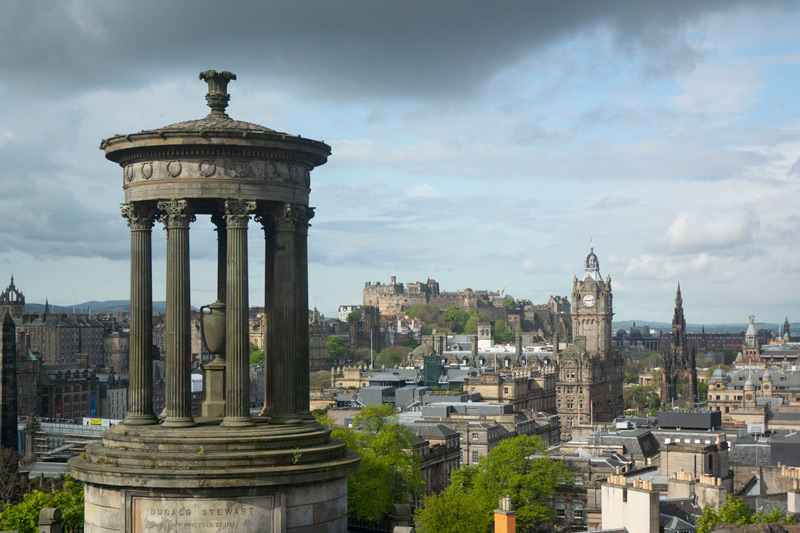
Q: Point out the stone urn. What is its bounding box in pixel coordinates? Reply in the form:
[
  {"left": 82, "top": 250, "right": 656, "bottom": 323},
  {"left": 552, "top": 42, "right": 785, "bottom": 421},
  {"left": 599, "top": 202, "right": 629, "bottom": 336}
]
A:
[{"left": 200, "top": 301, "right": 226, "bottom": 356}]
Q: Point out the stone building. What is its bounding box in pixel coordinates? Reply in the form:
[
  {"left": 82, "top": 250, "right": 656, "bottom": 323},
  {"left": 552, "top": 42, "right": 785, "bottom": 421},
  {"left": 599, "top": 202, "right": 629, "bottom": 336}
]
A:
[
  {"left": 102, "top": 330, "right": 128, "bottom": 372},
  {"left": 0, "top": 277, "right": 25, "bottom": 317},
  {"left": 404, "top": 423, "right": 461, "bottom": 499},
  {"left": 309, "top": 309, "right": 327, "bottom": 371},
  {"left": 556, "top": 247, "right": 625, "bottom": 441},
  {"left": 661, "top": 284, "right": 698, "bottom": 408},
  {"left": 16, "top": 313, "right": 104, "bottom": 366}
]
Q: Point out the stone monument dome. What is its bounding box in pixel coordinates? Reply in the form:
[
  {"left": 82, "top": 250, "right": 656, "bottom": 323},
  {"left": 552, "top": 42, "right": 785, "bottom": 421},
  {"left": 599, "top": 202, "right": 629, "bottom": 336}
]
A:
[{"left": 71, "top": 71, "right": 359, "bottom": 532}]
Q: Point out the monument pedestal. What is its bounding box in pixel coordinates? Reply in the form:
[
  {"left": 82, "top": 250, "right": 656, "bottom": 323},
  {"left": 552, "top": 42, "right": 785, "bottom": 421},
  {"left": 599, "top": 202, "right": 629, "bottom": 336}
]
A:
[{"left": 69, "top": 419, "right": 359, "bottom": 532}]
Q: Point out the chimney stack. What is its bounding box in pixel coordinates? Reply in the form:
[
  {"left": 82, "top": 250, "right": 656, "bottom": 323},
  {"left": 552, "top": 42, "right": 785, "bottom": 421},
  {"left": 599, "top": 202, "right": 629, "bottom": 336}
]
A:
[{"left": 495, "top": 495, "right": 516, "bottom": 533}]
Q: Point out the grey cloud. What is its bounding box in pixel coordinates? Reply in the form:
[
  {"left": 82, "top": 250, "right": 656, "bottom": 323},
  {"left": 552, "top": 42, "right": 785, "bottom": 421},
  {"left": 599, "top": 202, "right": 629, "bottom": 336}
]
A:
[{"left": 3, "top": 1, "right": 796, "bottom": 101}]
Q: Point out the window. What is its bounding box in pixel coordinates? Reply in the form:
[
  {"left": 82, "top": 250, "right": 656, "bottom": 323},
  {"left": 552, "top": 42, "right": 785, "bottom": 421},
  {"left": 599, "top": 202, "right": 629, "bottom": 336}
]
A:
[
  {"left": 458, "top": 432, "right": 463, "bottom": 440},
  {"left": 472, "top": 451, "right": 479, "bottom": 464},
  {"left": 472, "top": 433, "right": 478, "bottom": 441},
  {"left": 555, "top": 502, "right": 565, "bottom": 518},
  {"left": 573, "top": 502, "right": 583, "bottom": 519},
  {"left": 557, "top": 400, "right": 561, "bottom": 409},
  {"left": 503, "top": 387, "right": 508, "bottom": 394},
  {"left": 573, "top": 474, "right": 583, "bottom": 485},
  {"left": 567, "top": 400, "right": 574, "bottom": 409}
]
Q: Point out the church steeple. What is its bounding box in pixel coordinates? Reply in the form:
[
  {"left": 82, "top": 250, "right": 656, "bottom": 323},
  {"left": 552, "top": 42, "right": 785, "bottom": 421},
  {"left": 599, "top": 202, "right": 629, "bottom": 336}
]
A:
[{"left": 44, "top": 298, "right": 49, "bottom": 315}]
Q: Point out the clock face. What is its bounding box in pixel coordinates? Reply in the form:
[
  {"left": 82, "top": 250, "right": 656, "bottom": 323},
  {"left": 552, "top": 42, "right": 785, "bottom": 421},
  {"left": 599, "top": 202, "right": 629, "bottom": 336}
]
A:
[
  {"left": 582, "top": 294, "right": 595, "bottom": 308},
  {"left": 745, "top": 394, "right": 753, "bottom": 401}
]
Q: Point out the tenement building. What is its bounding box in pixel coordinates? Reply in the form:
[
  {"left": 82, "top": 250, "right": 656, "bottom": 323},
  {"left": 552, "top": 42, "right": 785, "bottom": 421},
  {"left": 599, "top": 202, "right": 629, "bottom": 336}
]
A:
[{"left": 556, "top": 247, "right": 625, "bottom": 441}]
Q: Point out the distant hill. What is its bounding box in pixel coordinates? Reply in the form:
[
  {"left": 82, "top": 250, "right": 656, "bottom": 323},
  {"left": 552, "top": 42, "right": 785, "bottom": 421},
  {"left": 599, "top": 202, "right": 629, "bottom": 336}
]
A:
[
  {"left": 612, "top": 320, "right": 789, "bottom": 335},
  {"left": 25, "top": 301, "right": 169, "bottom": 314}
]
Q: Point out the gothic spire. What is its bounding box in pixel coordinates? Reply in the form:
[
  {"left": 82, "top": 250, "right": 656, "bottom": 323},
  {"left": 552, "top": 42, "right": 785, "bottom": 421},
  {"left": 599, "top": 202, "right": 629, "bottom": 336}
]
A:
[{"left": 675, "top": 283, "right": 682, "bottom": 307}]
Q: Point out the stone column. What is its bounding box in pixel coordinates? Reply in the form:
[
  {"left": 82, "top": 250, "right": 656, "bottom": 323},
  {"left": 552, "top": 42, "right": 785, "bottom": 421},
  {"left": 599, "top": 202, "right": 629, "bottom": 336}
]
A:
[
  {"left": 211, "top": 212, "right": 227, "bottom": 303},
  {"left": 257, "top": 210, "right": 276, "bottom": 416},
  {"left": 221, "top": 200, "right": 256, "bottom": 427},
  {"left": 295, "top": 206, "right": 314, "bottom": 419},
  {"left": 268, "top": 203, "right": 303, "bottom": 424},
  {"left": 121, "top": 202, "right": 158, "bottom": 425},
  {"left": 158, "top": 199, "right": 195, "bottom": 428}
]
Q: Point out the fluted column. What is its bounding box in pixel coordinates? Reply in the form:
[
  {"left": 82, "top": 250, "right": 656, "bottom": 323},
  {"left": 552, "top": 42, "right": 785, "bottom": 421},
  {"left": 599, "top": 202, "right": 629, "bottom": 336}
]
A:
[
  {"left": 158, "top": 199, "right": 196, "bottom": 428},
  {"left": 121, "top": 202, "right": 158, "bottom": 425},
  {"left": 221, "top": 199, "right": 256, "bottom": 427},
  {"left": 211, "top": 212, "right": 227, "bottom": 304},
  {"left": 268, "top": 203, "right": 303, "bottom": 424},
  {"left": 257, "top": 210, "right": 276, "bottom": 416},
  {"left": 295, "top": 206, "right": 314, "bottom": 419}
]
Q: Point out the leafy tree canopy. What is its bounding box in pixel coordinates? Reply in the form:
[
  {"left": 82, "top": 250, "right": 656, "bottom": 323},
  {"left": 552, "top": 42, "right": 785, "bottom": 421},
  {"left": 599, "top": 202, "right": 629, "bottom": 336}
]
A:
[
  {"left": 414, "top": 487, "right": 490, "bottom": 533},
  {"left": 375, "top": 346, "right": 408, "bottom": 368},
  {"left": 418, "top": 435, "right": 571, "bottom": 532},
  {"left": 309, "top": 370, "right": 331, "bottom": 390},
  {"left": 320, "top": 404, "right": 424, "bottom": 520},
  {"left": 624, "top": 372, "right": 639, "bottom": 384},
  {"left": 463, "top": 311, "right": 490, "bottom": 335},
  {"left": 444, "top": 306, "right": 470, "bottom": 334},
  {"left": 502, "top": 298, "right": 515, "bottom": 309},
  {"left": 493, "top": 320, "right": 514, "bottom": 344},
  {"left": 705, "top": 364, "right": 731, "bottom": 379},
  {"left": 249, "top": 350, "right": 264, "bottom": 365},
  {"left": 0, "top": 475, "right": 84, "bottom": 533},
  {"left": 326, "top": 335, "right": 349, "bottom": 360},
  {"left": 696, "top": 495, "right": 792, "bottom": 533},
  {"left": 347, "top": 310, "right": 363, "bottom": 325}
]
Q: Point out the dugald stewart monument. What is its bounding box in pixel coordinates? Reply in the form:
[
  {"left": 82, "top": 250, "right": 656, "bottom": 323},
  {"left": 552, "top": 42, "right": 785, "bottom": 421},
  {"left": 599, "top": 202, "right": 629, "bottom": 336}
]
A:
[{"left": 69, "top": 71, "right": 360, "bottom": 532}]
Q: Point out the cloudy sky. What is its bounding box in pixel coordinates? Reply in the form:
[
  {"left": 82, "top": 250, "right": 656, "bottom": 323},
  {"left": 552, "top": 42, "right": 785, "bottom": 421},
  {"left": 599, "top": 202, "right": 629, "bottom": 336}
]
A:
[{"left": 1, "top": 1, "right": 800, "bottom": 325}]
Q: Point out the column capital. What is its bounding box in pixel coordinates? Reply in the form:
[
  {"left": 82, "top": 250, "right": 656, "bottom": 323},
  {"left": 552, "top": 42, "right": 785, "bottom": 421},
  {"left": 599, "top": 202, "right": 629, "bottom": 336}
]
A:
[
  {"left": 121, "top": 202, "right": 157, "bottom": 231},
  {"left": 224, "top": 199, "right": 256, "bottom": 229},
  {"left": 263, "top": 202, "right": 313, "bottom": 232},
  {"left": 157, "top": 199, "right": 195, "bottom": 229}
]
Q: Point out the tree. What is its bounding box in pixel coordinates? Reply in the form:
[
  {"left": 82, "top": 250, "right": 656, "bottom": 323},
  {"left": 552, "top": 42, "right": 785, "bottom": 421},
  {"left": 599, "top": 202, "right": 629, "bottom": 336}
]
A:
[
  {"left": 493, "top": 320, "right": 514, "bottom": 344},
  {"left": 326, "top": 335, "right": 348, "bottom": 360},
  {"left": 624, "top": 386, "right": 652, "bottom": 411},
  {"left": 698, "top": 382, "right": 709, "bottom": 401},
  {"left": 444, "top": 306, "right": 469, "bottom": 334},
  {"left": 347, "top": 310, "right": 363, "bottom": 325},
  {"left": 322, "top": 405, "right": 425, "bottom": 520},
  {"left": 249, "top": 349, "right": 264, "bottom": 365},
  {"left": 444, "top": 435, "right": 572, "bottom": 531},
  {"left": 375, "top": 346, "right": 407, "bottom": 368},
  {"left": 696, "top": 494, "right": 792, "bottom": 533},
  {"left": 705, "top": 364, "right": 731, "bottom": 379},
  {"left": 624, "top": 372, "right": 639, "bottom": 384},
  {"left": 502, "top": 298, "right": 515, "bottom": 309},
  {"left": 309, "top": 370, "right": 331, "bottom": 390},
  {"left": 0, "top": 447, "right": 22, "bottom": 504},
  {"left": 414, "top": 487, "right": 490, "bottom": 533},
  {"left": 0, "top": 475, "right": 84, "bottom": 533},
  {"left": 463, "top": 311, "right": 489, "bottom": 335}
]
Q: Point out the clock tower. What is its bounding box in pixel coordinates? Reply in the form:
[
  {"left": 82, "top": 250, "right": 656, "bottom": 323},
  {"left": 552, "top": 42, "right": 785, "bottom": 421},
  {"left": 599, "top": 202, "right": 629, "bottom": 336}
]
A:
[
  {"left": 571, "top": 246, "right": 613, "bottom": 357},
  {"left": 556, "top": 246, "right": 625, "bottom": 442}
]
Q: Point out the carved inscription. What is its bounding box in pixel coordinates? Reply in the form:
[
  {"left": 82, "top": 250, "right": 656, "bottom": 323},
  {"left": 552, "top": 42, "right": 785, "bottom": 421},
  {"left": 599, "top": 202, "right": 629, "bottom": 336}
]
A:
[{"left": 132, "top": 496, "right": 276, "bottom": 532}]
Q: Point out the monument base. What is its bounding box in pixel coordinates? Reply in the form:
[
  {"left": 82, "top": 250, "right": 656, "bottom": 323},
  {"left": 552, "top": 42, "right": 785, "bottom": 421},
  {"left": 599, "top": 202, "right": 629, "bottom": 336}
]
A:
[{"left": 69, "top": 418, "right": 360, "bottom": 533}]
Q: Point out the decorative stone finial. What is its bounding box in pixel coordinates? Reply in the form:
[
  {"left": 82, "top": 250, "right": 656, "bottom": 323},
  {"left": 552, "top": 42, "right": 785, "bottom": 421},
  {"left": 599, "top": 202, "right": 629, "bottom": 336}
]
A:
[{"left": 199, "top": 70, "right": 237, "bottom": 116}]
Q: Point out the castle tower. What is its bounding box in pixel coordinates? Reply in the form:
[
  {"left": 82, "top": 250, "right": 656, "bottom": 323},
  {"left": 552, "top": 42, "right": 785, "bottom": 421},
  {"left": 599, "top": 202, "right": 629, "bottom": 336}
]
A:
[{"left": 661, "top": 284, "right": 697, "bottom": 408}]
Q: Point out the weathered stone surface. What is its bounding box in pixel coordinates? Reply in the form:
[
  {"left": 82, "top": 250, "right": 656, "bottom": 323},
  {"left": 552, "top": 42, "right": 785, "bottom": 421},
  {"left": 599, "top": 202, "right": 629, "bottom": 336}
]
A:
[
  {"left": 133, "top": 496, "right": 277, "bottom": 532},
  {"left": 72, "top": 70, "right": 357, "bottom": 533}
]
